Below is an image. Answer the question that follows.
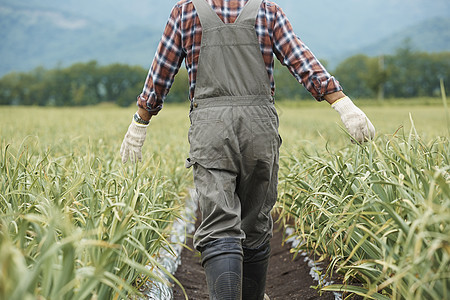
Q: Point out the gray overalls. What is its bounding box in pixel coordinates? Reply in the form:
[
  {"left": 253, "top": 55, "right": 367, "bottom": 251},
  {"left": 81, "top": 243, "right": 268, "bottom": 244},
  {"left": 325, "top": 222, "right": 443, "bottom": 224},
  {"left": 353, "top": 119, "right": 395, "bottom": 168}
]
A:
[{"left": 187, "top": 0, "right": 281, "bottom": 252}]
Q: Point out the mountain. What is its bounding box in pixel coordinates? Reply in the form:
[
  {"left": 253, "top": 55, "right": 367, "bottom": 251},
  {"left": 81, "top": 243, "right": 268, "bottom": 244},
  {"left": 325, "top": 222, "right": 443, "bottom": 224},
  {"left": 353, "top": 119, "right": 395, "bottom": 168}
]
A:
[
  {"left": 359, "top": 17, "right": 450, "bottom": 56},
  {"left": 320, "top": 16, "right": 450, "bottom": 68},
  {"left": 0, "top": 2, "right": 164, "bottom": 75},
  {"left": 0, "top": 0, "right": 449, "bottom": 76}
]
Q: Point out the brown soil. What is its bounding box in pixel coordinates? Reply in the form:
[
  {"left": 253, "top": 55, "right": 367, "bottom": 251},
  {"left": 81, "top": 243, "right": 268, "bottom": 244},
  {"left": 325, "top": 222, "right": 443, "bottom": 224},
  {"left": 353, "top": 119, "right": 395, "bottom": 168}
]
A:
[{"left": 172, "top": 219, "right": 339, "bottom": 300}]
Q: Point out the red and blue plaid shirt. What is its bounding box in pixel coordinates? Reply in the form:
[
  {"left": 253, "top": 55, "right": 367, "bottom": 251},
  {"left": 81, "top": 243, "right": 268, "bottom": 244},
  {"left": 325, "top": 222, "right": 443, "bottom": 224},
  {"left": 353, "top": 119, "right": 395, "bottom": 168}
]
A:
[{"left": 138, "top": 0, "right": 342, "bottom": 115}]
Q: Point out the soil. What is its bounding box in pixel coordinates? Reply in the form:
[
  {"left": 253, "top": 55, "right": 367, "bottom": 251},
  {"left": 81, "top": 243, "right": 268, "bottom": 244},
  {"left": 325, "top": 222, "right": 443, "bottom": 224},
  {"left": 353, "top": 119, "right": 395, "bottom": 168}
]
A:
[{"left": 172, "top": 217, "right": 340, "bottom": 300}]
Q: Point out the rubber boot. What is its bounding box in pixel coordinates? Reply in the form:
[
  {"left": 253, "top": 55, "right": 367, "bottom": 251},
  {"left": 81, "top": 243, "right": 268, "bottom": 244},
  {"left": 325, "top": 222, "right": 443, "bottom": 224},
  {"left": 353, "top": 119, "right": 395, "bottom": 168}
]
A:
[
  {"left": 201, "top": 238, "right": 243, "bottom": 300},
  {"left": 242, "top": 242, "right": 271, "bottom": 300}
]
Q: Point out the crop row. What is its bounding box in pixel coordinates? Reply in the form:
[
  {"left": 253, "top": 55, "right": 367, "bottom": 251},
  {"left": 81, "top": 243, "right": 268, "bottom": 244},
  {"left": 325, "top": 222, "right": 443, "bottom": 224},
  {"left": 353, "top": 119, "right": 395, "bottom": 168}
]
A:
[
  {"left": 0, "top": 137, "right": 191, "bottom": 299},
  {"left": 278, "top": 127, "right": 449, "bottom": 299}
]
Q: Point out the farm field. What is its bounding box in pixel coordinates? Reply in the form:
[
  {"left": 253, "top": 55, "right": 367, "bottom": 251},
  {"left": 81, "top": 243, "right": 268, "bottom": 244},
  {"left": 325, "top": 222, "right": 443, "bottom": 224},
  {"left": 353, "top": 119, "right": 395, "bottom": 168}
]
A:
[{"left": 0, "top": 100, "right": 449, "bottom": 299}]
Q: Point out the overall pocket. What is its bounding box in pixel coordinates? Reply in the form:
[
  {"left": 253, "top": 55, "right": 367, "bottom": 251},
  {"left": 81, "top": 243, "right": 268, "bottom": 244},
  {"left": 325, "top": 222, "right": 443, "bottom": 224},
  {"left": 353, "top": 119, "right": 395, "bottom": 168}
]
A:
[
  {"left": 251, "top": 117, "right": 278, "bottom": 160},
  {"left": 189, "top": 119, "right": 225, "bottom": 161}
]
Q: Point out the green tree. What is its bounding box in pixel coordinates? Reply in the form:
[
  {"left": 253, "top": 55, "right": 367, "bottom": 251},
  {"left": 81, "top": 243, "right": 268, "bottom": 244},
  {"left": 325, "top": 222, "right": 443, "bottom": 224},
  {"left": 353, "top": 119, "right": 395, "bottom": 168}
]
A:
[
  {"left": 364, "top": 56, "right": 388, "bottom": 100},
  {"left": 334, "top": 54, "right": 373, "bottom": 98},
  {"left": 384, "top": 45, "right": 450, "bottom": 98},
  {"left": 1, "top": 50, "right": 448, "bottom": 106},
  {"left": 273, "top": 60, "right": 310, "bottom": 100},
  {"left": 166, "top": 67, "right": 189, "bottom": 104},
  {"left": 385, "top": 43, "right": 416, "bottom": 98},
  {"left": 100, "top": 64, "right": 146, "bottom": 105}
]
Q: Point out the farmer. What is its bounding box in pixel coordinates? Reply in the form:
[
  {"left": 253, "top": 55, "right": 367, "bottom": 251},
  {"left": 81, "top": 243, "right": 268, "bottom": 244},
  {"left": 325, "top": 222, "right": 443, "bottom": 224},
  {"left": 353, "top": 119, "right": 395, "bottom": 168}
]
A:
[{"left": 120, "top": 0, "right": 375, "bottom": 299}]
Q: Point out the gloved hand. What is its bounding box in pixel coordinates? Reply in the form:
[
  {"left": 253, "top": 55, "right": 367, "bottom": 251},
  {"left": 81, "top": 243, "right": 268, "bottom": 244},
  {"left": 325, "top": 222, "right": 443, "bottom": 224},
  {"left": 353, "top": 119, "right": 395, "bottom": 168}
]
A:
[
  {"left": 332, "top": 96, "right": 375, "bottom": 143},
  {"left": 120, "top": 117, "right": 149, "bottom": 164}
]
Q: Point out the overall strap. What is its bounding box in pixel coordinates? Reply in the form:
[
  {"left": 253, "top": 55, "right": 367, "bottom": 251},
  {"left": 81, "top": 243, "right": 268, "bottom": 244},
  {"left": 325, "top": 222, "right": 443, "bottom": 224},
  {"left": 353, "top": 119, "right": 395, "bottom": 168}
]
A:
[
  {"left": 192, "top": 0, "right": 271, "bottom": 101},
  {"left": 191, "top": 0, "right": 224, "bottom": 29},
  {"left": 235, "top": 0, "right": 263, "bottom": 26}
]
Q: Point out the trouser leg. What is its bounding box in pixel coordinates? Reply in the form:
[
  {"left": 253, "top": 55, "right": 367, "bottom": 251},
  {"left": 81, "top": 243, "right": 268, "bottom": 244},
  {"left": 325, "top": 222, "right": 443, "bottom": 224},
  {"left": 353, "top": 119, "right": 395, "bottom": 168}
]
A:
[
  {"left": 190, "top": 104, "right": 281, "bottom": 250},
  {"left": 187, "top": 103, "right": 280, "bottom": 299},
  {"left": 242, "top": 241, "right": 271, "bottom": 300},
  {"left": 201, "top": 238, "right": 243, "bottom": 300},
  {"left": 193, "top": 164, "right": 244, "bottom": 250}
]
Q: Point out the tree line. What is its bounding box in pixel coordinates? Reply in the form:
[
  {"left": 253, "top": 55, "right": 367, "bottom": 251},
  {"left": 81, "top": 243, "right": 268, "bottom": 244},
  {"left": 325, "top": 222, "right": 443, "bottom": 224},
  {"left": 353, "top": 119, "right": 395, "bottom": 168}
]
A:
[
  {"left": 1, "top": 49, "right": 449, "bottom": 107},
  {"left": 274, "top": 47, "right": 450, "bottom": 100}
]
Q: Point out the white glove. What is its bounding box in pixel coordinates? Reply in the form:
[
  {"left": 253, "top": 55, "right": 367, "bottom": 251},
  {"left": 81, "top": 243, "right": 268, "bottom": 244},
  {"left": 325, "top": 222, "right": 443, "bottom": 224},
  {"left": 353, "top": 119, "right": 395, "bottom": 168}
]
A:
[
  {"left": 120, "top": 118, "right": 148, "bottom": 164},
  {"left": 332, "top": 96, "right": 375, "bottom": 143}
]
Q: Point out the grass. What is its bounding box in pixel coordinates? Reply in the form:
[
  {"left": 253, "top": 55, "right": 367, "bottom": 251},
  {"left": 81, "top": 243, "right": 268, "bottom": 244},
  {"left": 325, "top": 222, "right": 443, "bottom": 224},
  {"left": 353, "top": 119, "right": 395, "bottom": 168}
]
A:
[{"left": 276, "top": 99, "right": 448, "bottom": 152}]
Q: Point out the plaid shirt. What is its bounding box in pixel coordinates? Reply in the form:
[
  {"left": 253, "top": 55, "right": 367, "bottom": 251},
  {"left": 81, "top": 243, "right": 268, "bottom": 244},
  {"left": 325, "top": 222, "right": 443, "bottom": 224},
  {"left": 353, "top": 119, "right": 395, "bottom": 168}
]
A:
[{"left": 138, "top": 0, "right": 342, "bottom": 115}]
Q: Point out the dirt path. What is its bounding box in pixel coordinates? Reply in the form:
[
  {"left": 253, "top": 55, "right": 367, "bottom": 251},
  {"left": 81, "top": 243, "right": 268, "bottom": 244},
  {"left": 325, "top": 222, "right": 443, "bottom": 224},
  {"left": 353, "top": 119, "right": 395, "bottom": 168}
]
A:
[{"left": 172, "top": 220, "right": 337, "bottom": 300}]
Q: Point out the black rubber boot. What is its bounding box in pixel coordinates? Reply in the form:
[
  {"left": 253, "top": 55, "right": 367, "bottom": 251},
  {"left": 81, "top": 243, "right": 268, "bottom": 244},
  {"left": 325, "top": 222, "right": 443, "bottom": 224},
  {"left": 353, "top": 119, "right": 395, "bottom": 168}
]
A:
[
  {"left": 242, "top": 242, "right": 271, "bottom": 300},
  {"left": 201, "top": 238, "right": 243, "bottom": 300}
]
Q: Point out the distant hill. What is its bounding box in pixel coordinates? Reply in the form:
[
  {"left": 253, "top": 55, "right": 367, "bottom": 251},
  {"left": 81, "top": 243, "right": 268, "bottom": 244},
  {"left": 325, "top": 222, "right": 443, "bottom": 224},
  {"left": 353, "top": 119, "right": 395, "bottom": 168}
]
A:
[
  {"left": 0, "top": 3, "right": 162, "bottom": 75},
  {"left": 1, "top": 0, "right": 449, "bottom": 76},
  {"left": 360, "top": 17, "right": 450, "bottom": 56},
  {"left": 323, "top": 17, "right": 450, "bottom": 68}
]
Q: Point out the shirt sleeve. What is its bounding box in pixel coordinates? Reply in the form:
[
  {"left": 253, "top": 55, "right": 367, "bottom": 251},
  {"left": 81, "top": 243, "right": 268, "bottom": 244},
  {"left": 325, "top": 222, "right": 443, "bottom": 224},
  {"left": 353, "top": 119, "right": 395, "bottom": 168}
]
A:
[
  {"left": 137, "top": 4, "right": 186, "bottom": 115},
  {"left": 271, "top": 6, "right": 342, "bottom": 101}
]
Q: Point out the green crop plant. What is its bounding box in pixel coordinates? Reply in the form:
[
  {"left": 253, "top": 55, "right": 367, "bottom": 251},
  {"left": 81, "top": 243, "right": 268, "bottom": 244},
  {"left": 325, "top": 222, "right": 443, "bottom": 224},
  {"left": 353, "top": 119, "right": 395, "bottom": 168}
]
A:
[
  {"left": 1, "top": 102, "right": 447, "bottom": 299},
  {"left": 278, "top": 122, "right": 449, "bottom": 299},
  {"left": 0, "top": 105, "right": 192, "bottom": 299}
]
